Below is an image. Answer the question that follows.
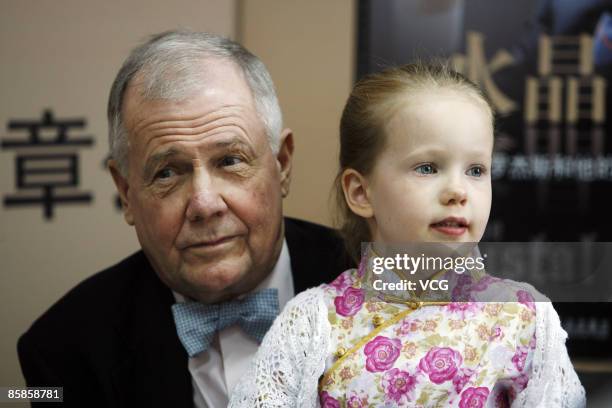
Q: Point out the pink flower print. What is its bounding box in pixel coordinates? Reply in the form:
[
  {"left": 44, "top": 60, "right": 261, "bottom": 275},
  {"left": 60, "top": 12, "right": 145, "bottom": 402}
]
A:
[
  {"left": 453, "top": 368, "right": 475, "bottom": 394},
  {"left": 334, "top": 287, "right": 365, "bottom": 317},
  {"left": 512, "top": 347, "right": 529, "bottom": 372},
  {"left": 513, "top": 373, "right": 530, "bottom": 391},
  {"left": 484, "top": 303, "right": 503, "bottom": 317},
  {"left": 402, "top": 341, "right": 417, "bottom": 358},
  {"left": 477, "top": 324, "right": 490, "bottom": 341},
  {"left": 339, "top": 366, "right": 354, "bottom": 381},
  {"left": 464, "top": 346, "right": 477, "bottom": 362},
  {"left": 459, "top": 387, "right": 490, "bottom": 408},
  {"left": 472, "top": 276, "right": 496, "bottom": 291},
  {"left": 357, "top": 255, "right": 367, "bottom": 277},
  {"left": 490, "top": 325, "right": 504, "bottom": 341},
  {"left": 449, "top": 302, "right": 477, "bottom": 313},
  {"left": 529, "top": 333, "right": 537, "bottom": 349},
  {"left": 452, "top": 276, "right": 474, "bottom": 301},
  {"left": 423, "top": 319, "right": 437, "bottom": 332},
  {"left": 329, "top": 271, "right": 354, "bottom": 293},
  {"left": 449, "top": 319, "right": 467, "bottom": 330},
  {"left": 346, "top": 391, "right": 369, "bottom": 408},
  {"left": 364, "top": 336, "right": 402, "bottom": 372},
  {"left": 448, "top": 302, "right": 479, "bottom": 318},
  {"left": 366, "top": 301, "right": 382, "bottom": 313},
  {"left": 410, "top": 320, "right": 422, "bottom": 332},
  {"left": 521, "top": 308, "right": 534, "bottom": 322},
  {"left": 320, "top": 391, "right": 340, "bottom": 408},
  {"left": 341, "top": 317, "right": 354, "bottom": 330},
  {"left": 418, "top": 346, "right": 463, "bottom": 384},
  {"left": 517, "top": 290, "right": 536, "bottom": 311},
  {"left": 396, "top": 318, "right": 412, "bottom": 336},
  {"left": 382, "top": 368, "right": 417, "bottom": 405}
]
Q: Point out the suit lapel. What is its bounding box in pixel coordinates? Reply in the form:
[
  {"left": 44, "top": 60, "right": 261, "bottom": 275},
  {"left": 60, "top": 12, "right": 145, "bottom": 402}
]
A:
[
  {"left": 112, "top": 253, "right": 193, "bottom": 408},
  {"left": 285, "top": 217, "right": 352, "bottom": 293},
  {"left": 285, "top": 218, "right": 312, "bottom": 292}
]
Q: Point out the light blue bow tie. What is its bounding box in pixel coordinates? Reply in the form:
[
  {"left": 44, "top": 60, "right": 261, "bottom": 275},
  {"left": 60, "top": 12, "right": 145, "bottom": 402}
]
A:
[{"left": 171, "top": 288, "right": 279, "bottom": 357}]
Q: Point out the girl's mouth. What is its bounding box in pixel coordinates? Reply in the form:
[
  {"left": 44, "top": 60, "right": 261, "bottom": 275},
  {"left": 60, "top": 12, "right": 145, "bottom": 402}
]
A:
[{"left": 430, "top": 217, "right": 468, "bottom": 236}]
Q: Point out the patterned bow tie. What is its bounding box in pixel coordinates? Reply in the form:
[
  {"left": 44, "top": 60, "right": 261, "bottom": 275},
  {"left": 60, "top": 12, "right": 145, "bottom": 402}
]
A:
[{"left": 171, "top": 288, "right": 279, "bottom": 357}]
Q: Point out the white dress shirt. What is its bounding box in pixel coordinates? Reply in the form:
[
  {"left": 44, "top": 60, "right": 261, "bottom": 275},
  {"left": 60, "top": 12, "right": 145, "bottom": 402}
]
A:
[{"left": 173, "top": 239, "right": 294, "bottom": 408}]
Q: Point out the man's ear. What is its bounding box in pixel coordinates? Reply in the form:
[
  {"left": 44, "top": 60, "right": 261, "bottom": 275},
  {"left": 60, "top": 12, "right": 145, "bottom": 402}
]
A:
[
  {"left": 108, "top": 159, "right": 135, "bottom": 226},
  {"left": 341, "top": 168, "right": 374, "bottom": 218},
  {"left": 276, "top": 128, "right": 294, "bottom": 198}
]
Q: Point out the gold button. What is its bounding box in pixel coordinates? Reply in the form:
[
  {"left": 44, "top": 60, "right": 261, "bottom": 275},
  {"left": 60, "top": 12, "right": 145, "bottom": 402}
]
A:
[
  {"left": 372, "top": 314, "right": 385, "bottom": 327},
  {"left": 408, "top": 301, "right": 421, "bottom": 310},
  {"left": 335, "top": 346, "right": 347, "bottom": 358}
]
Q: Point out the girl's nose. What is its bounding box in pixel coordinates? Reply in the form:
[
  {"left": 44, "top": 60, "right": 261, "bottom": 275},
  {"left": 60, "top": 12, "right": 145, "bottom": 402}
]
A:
[{"left": 439, "top": 177, "right": 467, "bottom": 206}]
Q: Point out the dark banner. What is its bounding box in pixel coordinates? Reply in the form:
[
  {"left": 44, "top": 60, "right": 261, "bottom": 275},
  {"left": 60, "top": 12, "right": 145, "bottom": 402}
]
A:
[{"left": 357, "top": 0, "right": 612, "bottom": 360}]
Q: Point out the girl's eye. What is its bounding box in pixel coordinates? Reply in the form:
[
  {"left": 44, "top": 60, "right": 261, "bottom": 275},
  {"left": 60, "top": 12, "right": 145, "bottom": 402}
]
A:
[
  {"left": 467, "top": 166, "right": 485, "bottom": 177},
  {"left": 219, "top": 155, "right": 243, "bottom": 167},
  {"left": 415, "top": 164, "right": 436, "bottom": 175}
]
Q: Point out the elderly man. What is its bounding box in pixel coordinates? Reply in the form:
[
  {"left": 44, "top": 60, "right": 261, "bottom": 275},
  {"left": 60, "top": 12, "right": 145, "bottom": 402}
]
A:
[{"left": 18, "top": 30, "right": 351, "bottom": 407}]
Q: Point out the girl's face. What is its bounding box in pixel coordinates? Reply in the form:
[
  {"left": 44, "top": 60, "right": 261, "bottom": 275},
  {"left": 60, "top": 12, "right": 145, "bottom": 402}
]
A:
[{"left": 366, "top": 89, "right": 493, "bottom": 244}]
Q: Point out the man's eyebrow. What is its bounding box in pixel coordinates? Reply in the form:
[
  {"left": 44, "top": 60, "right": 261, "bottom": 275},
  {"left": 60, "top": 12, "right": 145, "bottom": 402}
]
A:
[
  {"left": 212, "top": 137, "right": 254, "bottom": 153},
  {"left": 142, "top": 138, "right": 256, "bottom": 176},
  {"left": 143, "top": 148, "right": 181, "bottom": 177}
]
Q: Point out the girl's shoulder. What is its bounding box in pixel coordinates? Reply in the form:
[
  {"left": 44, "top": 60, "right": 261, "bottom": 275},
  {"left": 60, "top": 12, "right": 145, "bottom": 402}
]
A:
[
  {"left": 323, "top": 268, "right": 361, "bottom": 294},
  {"left": 453, "top": 272, "right": 549, "bottom": 305},
  {"left": 275, "top": 269, "right": 361, "bottom": 327}
]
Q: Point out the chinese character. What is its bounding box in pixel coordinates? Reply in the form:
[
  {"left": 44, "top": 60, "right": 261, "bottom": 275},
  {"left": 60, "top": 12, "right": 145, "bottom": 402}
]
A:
[
  {"left": 524, "top": 34, "right": 607, "bottom": 156},
  {"left": 491, "top": 153, "right": 509, "bottom": 180},
  {"left": 2, "top": 109, "right": 94, "bottom": 219},
  {"left": 531, "top": 155, "right": 552, "bottom": 180},
  {"left": 452, "top": 31, "right": 518, "bottom": 116},
  {"left": 508, "top": 156, "right": 531, "bottom": 180}
]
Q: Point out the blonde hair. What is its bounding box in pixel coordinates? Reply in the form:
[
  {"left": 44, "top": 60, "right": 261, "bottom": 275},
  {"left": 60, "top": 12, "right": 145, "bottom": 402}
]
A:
[{"left": 334, "top": 62, "right": 493, "bottom": 263}]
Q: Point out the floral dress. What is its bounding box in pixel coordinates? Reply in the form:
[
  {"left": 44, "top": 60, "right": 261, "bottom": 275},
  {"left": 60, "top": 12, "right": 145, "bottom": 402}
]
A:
[
  {"left": 319, "top": 266, "right": 538, "bottom": 407},
  {"left": 229, "top": 257, "right": 586, "bottom": 407}
]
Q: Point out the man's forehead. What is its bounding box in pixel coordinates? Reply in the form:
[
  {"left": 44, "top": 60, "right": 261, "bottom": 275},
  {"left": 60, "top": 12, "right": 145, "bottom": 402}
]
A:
[
  {"left": 122, "top": 58, "right": 253, "bottom": 118},
  {"left": 121, "top": 73, "right": 260, "bottom": 139}
]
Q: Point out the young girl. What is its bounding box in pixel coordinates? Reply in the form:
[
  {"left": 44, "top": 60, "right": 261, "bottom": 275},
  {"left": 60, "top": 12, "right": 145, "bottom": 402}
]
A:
[{"left": 229, "top": 63, "right": 585, "bottom": 407}]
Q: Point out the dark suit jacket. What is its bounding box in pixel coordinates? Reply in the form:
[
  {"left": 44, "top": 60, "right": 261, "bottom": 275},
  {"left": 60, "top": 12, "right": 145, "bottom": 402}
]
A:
[{"left": 18, "top": 217, "right": 352, "bottom": 407}]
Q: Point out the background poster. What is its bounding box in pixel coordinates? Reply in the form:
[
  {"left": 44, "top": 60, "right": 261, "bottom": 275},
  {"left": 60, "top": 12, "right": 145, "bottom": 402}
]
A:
[{"left": 357, "top": 0, "right": 612, "bottom": 370}]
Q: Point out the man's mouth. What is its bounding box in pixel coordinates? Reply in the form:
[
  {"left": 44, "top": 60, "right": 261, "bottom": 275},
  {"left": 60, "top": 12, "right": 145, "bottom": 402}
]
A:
[
  {"left": 182, "top": 235, "right": 239, "bottom": 250},
  {"left": 430, "top": 217, "right": 469, "bottom": 236}
]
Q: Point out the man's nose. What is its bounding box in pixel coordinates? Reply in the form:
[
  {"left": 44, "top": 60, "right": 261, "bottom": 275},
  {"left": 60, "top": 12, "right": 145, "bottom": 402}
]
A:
[
  {"left": 185, "top": 159, "right": 228, "bottom": 222},
  {"left": 439, "top": 174, "right": 467, "bottom": 206}
]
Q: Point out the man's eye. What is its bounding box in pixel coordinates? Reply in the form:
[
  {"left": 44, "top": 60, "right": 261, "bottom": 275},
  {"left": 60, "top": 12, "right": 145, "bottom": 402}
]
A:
[
  {"left": 467, "top": 166, "right": 485, "bottom": 177},
  {"left": 219, "top": 155, "right": 243, "bottom": 167},
  {"left": 155, "top": 168, "right": 176, "bottom": 180},
  {"left": 415, "top": 164, "right": 436, "bottom": 175}
]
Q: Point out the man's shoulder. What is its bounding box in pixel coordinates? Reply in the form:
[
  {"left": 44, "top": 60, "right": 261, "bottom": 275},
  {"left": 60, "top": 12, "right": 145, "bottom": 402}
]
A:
[
  {"left": 284, "top": 217, "right": 354, "bottom": 290},
  {"left": 284, "top": 216, "right": 343, "bottom": 246},
  {"left": 20, "top": 251, "right": 155, "bottom": 345}
]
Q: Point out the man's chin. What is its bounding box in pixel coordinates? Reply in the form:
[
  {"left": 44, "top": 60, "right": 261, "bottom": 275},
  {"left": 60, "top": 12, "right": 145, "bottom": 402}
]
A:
[{"left": 180, "top": 263, "right": 254, "bottom": 302}]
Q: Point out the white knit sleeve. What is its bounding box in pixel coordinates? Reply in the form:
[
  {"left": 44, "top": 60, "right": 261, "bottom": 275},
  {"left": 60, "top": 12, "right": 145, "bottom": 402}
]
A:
[
  {"left": 229, "top": 287, "right": 330, "bottom": 408},
  {"left": 512, "top": 301, "right": 586, "bottom": 408}
]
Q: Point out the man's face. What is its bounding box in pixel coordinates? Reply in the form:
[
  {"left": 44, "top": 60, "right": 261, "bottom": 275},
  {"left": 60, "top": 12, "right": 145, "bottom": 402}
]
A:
[{"left": 111, "top": 60, "right": 292, "bottom": 303}]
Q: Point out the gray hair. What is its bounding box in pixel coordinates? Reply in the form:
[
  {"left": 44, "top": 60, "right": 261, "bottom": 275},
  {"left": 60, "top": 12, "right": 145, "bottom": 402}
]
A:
[{"left": 107, "top": 30, "right": 283, "bottom": 175}]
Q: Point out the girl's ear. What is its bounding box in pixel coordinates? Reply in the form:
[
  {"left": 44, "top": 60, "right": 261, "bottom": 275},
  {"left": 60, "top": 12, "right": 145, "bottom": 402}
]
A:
[{"left": 341, "top": 168, "right": 374, "bottom": 218}]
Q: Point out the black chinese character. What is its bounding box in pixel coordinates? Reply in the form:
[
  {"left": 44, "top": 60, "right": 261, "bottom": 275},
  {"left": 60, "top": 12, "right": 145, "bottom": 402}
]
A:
[{"left": 2, "top": 109, "right": 94, "bottom": 219}]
